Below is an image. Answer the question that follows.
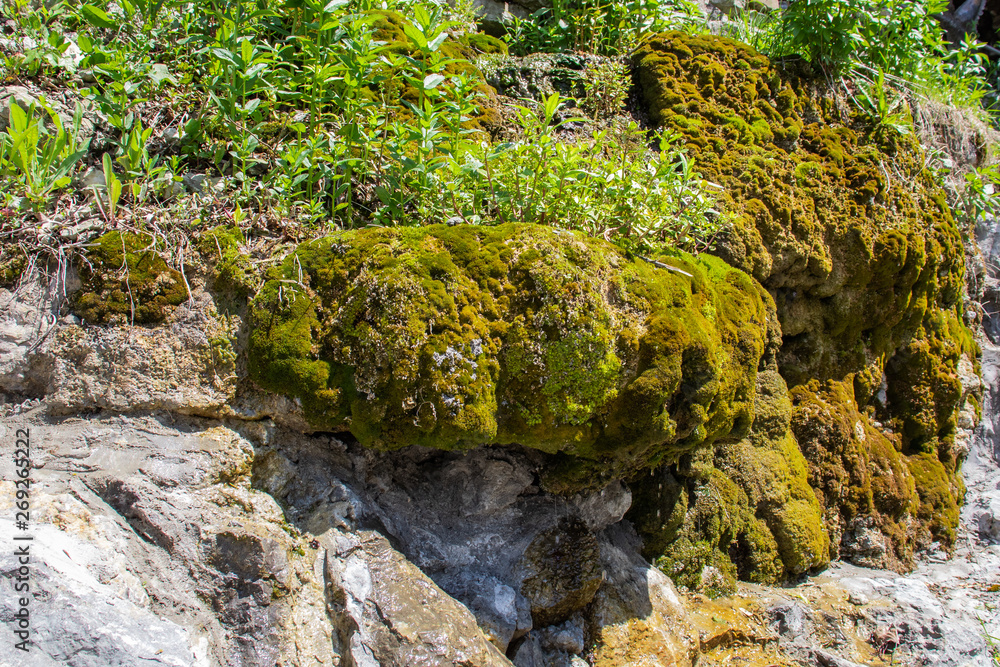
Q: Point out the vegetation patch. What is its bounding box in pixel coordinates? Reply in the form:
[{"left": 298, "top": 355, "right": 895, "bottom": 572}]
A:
[
  {"left": 247, "top": 223, "right": 770, "bottom": 488},
  {"left": 633, "top": 31, "right": 977, "bottom": 567}
]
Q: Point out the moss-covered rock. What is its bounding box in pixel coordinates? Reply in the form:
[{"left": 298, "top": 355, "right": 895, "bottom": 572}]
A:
[
  {"left": 196, "top": 225, "right": 256, "bottom": 300},
  {"left": 247, "top": 223, "right": 770, "bottom": 486},
  {"left": 632, "top": 31, "right": 977, "bottom": 568},
  {"left": 72, "top": 231, "right": 188, "bottom": 325},
  {"left": 630, "top": 355, "right": 830, "bottom": 589}
]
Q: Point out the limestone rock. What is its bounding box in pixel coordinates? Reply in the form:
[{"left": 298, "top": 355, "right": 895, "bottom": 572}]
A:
[
  {"left": 516, "top": 517, "right": 603, "bottom": 627},
  {"left": 325, "top": 530, "right": 511, "bottom": 666}
]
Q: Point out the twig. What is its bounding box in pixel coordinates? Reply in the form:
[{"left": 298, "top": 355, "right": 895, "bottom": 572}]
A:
[{"left": 636, "top": 254, "right": 694, "bottom": 277}]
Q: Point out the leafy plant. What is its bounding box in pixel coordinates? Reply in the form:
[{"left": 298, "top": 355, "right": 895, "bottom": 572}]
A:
[
  {"left": 98, "top": 152, "right": 124, "bottom": 222},
  {"left": 582, "top": 59, "right": 630, "bottom": 119},
  {"left": 0, "top": 101, "right": 89, "bottom": 206},
  {"left": 505, "top": 0, "right": 703, "bottom": 57},
  {"left": 853, "top": 69, "right": 913, "bottom": 139}
]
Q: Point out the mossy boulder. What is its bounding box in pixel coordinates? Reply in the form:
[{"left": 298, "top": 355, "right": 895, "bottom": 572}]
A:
[
  {"left": 633, "top": 32, "right": 977, "bottom": 567},
  {"left": 247, "top": 223, "right": 770, "bottom": 486},
  {"left": 72, "top": 231, "right": 188, "bottom": 325}
]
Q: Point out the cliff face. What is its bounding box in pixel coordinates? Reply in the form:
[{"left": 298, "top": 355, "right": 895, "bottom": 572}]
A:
[{"left": 0, "top": 30, "right": 995, "bottom": 667}]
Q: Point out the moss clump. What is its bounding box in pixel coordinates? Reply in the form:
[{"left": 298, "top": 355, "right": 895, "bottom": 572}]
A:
[
  {"left": 247, "top": 223, "right": 769, "bottom": 486},
  {"left": 0, "top": 244, "right": 27, "bottom": 287},
  {"left": 197, "top": 225, "right": 255, "bottom": 299},
  {"left": 72, "top": 231, "right": 188, "bottom": 325},
  {"left": 634, "top": 31, "right": 976, "bottom": 561},
  {"left": 631, "top": 357, "right": 830, "bottom": 585}
]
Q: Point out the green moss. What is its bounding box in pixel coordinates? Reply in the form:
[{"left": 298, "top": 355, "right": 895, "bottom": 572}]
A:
[
  {"left": 0, "top": 244, "right": 27, "bottom": 287},
  {"left": 247, "top": 223, "right": 769, "bottom": 486},
  {"left": 197, "top": 225, "right": 255, "bottom": 299},
  {"left": 71, "top": 231, "right": 188, "bottom": 325},
  {"left": 633, "top": 31, "right": 976, "bottom": 565},
  {"left": 906, "top": 452, "right": 961, "bottom": 545},
  {"left": 631, "top": 362, "right": 830, "bottom": 583}
]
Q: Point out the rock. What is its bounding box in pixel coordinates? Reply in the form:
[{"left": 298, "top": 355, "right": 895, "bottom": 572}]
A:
[
  {"left": 472, "top": 0, "right": 534, "bottom": 33},
  {"left": 516, "top": 517, "right": 603, "bottom": 627},
  {"left": 588, "top": 523, "right": 697, "bottom": 666},
  {"left": 813, "top": 649, "right": 865, "bottom": 667},
  {"left": 247, "top": 223, "right": 770, "bottom": 490},
  {"left": 324, "top": 530, "right": 511, "bottom": 667},
  {"left": 0, "top": 85, "right": 103, "bottom": 142},
  {"left": 972, "top": 490, "right": 1000, "bottom": 542},
  {"left": 0, "top": 528, "right": 208, "bottom": 667},
  {"left": 435, "top": 571, "right": 532, "bottom": 651},
  {"left": 538, "top": 617, "right": 585, "bottom": 654},
  {"left": 183, "top": 172, "right": 225, "bottom": 194},
  {"left": 0, "top": 415, "right": 337, "bottom": 666},
  {"left": 0, "top": 86, "right": 41, "bottom": 130}
]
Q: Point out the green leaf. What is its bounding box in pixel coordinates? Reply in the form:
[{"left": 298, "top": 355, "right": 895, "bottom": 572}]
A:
[
  {"left": 81, "top": 4, "right": 117, "bottom": 29},
  {"left": 102, "top": 153, "right": 113, "bottom": 185},
  {"left": 428, "top": 33, "right": 447, "bottom": 52},
  {"left": 422, "top": 73, "right": 446, "bottom": 89},
  {"left": 402, "top": 23, "right": 428, "bottom": 49},
  {"left": 543, "top": 93, "right": 561, "bottom": 124},
  {"left": 148, "top": 63, "right": 176, "bottom": 86}
]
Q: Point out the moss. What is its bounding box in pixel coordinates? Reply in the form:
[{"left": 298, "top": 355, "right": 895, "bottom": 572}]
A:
[
  {"left": 197, "top": 225, "right": 255, "bottom": 299},
  {"left": 906, "top": 452, "right": 961, "bottom": 545},
  {"left": 0, "top": 244, "right": 27, "bottom": 287},
  {"left": 631, "top": 360, "right": 830, "bottom": 583},
  {"left": 633, "top": 31, "right": 976, "bottom": 566},
  {"left": 71, "top": 231, "right": 188, "bottom": 325},
  {"left": 247, "top": 223, "right": 769, "bottom": 486}
]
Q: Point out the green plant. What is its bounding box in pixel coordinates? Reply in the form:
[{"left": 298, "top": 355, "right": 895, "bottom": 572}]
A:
[
  {"left": 0, "top": 101, "right": 89, "bottom": 206},
  {"left": 99, "top": 152, "right": 123, "bottom": 222},
  {"left": 505, "top": 0, "right": 703, "bottom": 57},
  {"left": 853, "top": 69, "right": 913, "bottom": 140},
  {"left": 582, "top": 59, "right": 630, "bottom": 119},
  {"left": 385, "top": 93, "right": 726, "bottom": 252},
  {"left": 956, "top": 162, "right": 1000, "bottom": 225}
]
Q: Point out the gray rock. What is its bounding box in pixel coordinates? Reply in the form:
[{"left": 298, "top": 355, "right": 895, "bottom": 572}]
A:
[
  {"left": 972, "top": 490, "right": 1000, "bottom": 541},
  {"left": 324, "top": 530, "right": 511, "bottom": 667},
  {"left": 183, "top": 173, "right": 224, "bottom": 195}
]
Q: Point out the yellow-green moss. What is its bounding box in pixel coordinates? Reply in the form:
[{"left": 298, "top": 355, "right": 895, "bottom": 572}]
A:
[
  {"left": 631, "top": 361, "right": 830, "bottom": 584},
  {"left": 71, "top": 231, "right": 188, "bottom": 325},
  {"left": 247, "top": 223, "right": 769, "bottom": 487},
  {"left": 197, "top": 225, "right": 255, "bottom": 299},
  {"left": 633, "top": 31, "right": 976, "bottom": 561}
]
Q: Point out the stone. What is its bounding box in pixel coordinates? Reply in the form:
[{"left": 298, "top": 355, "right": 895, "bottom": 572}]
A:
[
  {"left": 516, "top": 517, "right": 603, "bottom": 627},
  {"left": 324, "top": 530, "right": 511, "bottom": 667}
]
